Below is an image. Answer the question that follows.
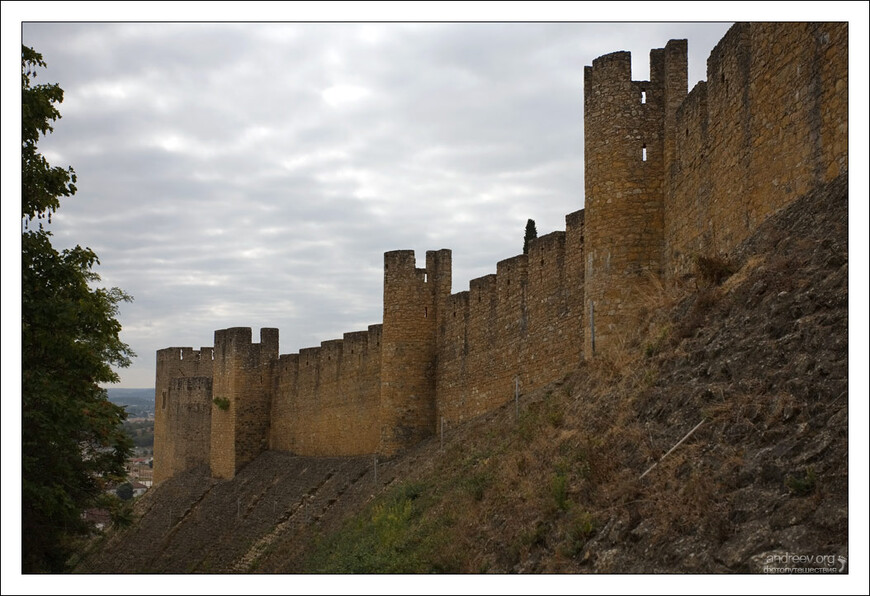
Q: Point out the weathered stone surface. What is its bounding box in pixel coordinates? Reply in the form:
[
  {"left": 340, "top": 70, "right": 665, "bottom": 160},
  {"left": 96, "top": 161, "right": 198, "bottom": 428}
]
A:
[{"left": 153, "top": 347, "right": 213, "bottom": 484}]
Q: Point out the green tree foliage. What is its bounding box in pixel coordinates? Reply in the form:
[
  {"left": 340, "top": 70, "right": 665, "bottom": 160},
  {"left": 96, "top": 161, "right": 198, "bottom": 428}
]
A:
[
  {"left": 523, "top": 218, "right": 538, "bottom": 255},
  {"left": 21, "top": 46, "right": 76, "bottom": 225},
  {"left": 21, "top": 45, "right": 135, "bottom": 573},
  {"left": 122, "top": 419, "right": 155, "bottom": 449},
  {"left": 115, "top": 482, "right": 134, "bottom": 501}
]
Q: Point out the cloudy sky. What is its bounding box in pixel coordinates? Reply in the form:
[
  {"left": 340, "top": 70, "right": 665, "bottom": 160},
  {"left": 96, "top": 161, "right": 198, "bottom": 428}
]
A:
[{"left": 6, "top": 5, "right": 866, "bottom": 391}]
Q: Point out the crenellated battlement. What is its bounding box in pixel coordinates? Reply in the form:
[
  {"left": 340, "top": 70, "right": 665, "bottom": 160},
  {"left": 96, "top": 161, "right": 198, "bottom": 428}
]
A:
[
  {"left": 265, "top": 322, "right": 385, "bottom": 457},
  {"left": 528, "top": 231, "right": 566, "bottom": 280},
  {"left": 469, "top": 273, "right": 497, "bottom": 303},
  {"left": 156, "top": 346, "right": 215, "bottom": 362},
  {"left": 155, "top": 22, "right": 847, "bottom": 483},
  {"left": 213, "top": 327, "right": 278, "bottom": 363}
]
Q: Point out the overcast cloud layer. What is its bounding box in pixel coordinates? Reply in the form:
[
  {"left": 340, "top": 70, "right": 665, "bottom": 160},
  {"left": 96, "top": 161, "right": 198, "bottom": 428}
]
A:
[{"left": 18, "top": 20, "right": 822, "bottom": 388}]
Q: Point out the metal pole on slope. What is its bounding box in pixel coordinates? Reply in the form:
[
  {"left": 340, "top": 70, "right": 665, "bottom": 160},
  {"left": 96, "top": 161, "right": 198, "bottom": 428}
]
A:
[{"left": 639, "top": 419, "right": 706, "bottom": 480}]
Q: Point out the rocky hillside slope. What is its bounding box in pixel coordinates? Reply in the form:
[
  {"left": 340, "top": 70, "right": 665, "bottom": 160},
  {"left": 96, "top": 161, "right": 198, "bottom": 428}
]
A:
[{"left": 77, "top": 173, "right": 849, "bottom": 574}]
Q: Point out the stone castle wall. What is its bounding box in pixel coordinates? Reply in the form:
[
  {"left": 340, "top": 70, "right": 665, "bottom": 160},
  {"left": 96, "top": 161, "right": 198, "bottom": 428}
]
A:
[
  {"left": 153, "top": 347, "right": 213, "bottom": 484},
  {"left": 209, "top": 327, "right": 277, "bottom": 479},
  {"left": 154, "top": 22, "right": 847, "bottom": 482},
  {"left": 435, "top": 213, "right": 585, "bottom": 426},
  {"left": 583, "top": 23, "right": 847, "bottom": 353},
  {"left": 268, "top": 325, "right": 383, "bottom": 456},
  {"left": 665, "top": 22, "right": 848, "bottom": 278}
]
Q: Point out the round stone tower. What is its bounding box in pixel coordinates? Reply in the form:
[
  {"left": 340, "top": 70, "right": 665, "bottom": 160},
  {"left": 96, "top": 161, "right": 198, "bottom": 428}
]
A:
[{"left": 583, "top": 41, "right": 686, "bottom": 356}]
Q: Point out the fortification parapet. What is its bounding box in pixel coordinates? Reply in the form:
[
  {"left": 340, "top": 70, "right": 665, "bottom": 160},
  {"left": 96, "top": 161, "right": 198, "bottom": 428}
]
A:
[
  {"left": 564, "top": 209, "right": 586, "bottom": 362},
  {"left": 368, "top": 324, "right": 383, "bottom": 348},
  {"left": 469, "top": 274, "right": 497, "bottom": 303},
  {"left": 321, "top": 338, "right": 343, "bottom": 361},
  {"left": 426, "top": 249, "right": 453, "bottom": 324},
  {"left": 565, "top": 210, "right": 585, "bottom": 298},
  {"left": 495, "top": 254, "right": 529, "bottom": 393},
  {"left": 527, "top": 231, "right": 566, "bottom": 276},
  {"left": 153, "top": 346, "right": 214, "bottom": 485},
  {"left": 583, "top": 39, "right": 687, "bottom": 356},
  {"left": 663, "top": 23, "right": 847, "bottom": 282},
  {"left": 589, "top": 50, "right": 632, "bottom": 78},
  {"left": 270, "top": 353, "right": 300, "bottom": 452},
  {"left": 667, "top": 80, "right": 710, "bottom": 277},
  {"left": 703, "top": 23, "right": 753, "bottom": 254},
  {"left": 463, "top": 274, "right": 498, "bottom": 413},
  {"left": 166, "top": 376, "right": 212, "bottom": 472},
  {"left": 379, "top": 249, "right": 451, "bottom": 455},
  {"left": 343, "top": 330, "right": 368, "bottom": 348},
  {"left": 268, "top": 320, "right": 384, "bottom": 456},
  {"left": 526, "top": 231, "right": 580, "bottom": 386},
  {"left": 658, "top": 40, "right": 689, "bottom": 174},
  {"left": 210, "top": 327, "right": 278, "bottom": 479}
]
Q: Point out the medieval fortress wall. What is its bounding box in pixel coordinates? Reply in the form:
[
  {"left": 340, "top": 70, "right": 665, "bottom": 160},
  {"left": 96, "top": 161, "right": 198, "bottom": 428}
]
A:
[
  {"left": 665, "top": 23, "right": 848, "bottom": 279},
  {"left": 154, "top": 23, "right": 847, "bottom": 482}
]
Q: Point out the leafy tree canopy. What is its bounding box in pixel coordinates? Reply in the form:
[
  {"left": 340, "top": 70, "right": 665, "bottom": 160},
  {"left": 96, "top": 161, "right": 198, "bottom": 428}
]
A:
[
  {"left": 523, "top": 218, "right": 538, "bottom": 255},
  {"left": 115, "top": 482, "right": 134, "bottom": 502},
  {"left": 21, "top": 45, "right": 135, "bottom": 573},
  {"left": 21, "top": 45, "right": 76, "bottom": 226}
]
